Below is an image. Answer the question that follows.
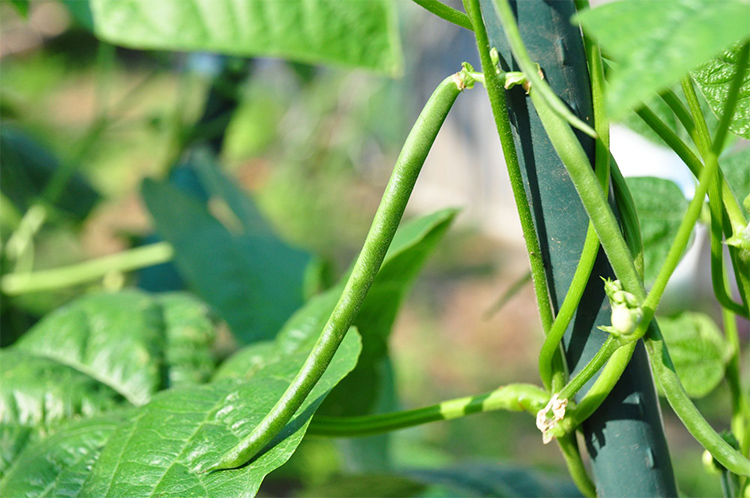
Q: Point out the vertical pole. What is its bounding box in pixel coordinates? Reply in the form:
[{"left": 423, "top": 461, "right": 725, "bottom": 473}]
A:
[{"left": 478, "top": 1, "right": 677, "bottom": 495}]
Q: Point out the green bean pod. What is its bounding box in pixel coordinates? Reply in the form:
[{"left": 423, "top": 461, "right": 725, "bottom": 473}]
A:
[{"left": 204, "top": 73, "right": 467, "bottom": 472}]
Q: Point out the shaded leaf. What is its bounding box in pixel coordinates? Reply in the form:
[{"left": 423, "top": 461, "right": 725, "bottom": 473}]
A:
[
  {"left": 406, "top": 462, "right": 582, "bottom": 497},
  {"left": 89, "top": 0, "right": 403, "bottom": 76},
  {"left": 0, "top": 127, "right": 99, "bottom": 222},
  {"left": 143, "top": 158, "right": 311, "bottom": 344},
  {"left": 304, "top": 463, "right": 583, "bottom": 498},
  {"left": 625, "top": 177, "right": 689, "bottom": 287},
  {"left": 576, "top": 0, "right": 750, "bottom": 120},
  {"left": 692, "top": 42, "right": 750, "bottom": 139},
  {"left": 59, "top": 0, "right": 95, "bottom": 29},
  {"left": 658, "top": 312, "right": 733, "bottom": 398}
]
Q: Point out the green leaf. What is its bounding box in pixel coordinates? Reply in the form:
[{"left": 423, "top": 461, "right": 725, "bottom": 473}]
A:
[
  {"left": 0, "top": 291, "right": 216, "bottom": 475},
  {"left": 625, "top": 177, "right": 689, "bottom": 287},
  {"left": 0, "top": 412, "right": 131, "bottom": 497},
  {"left": 657, "top": 312, "right": 733, "bottom": 398},
  {"left": 79, "top": 333, "right": 361, "bottom": 496},
  {"left": 322, "top": 208, "right": 459, "bottom": 417},
  {"left": 89, "top": 0, "right": 403, "bottom": 76},
  {"left": 157, "top": 293, "right": 217, "bottom": 388},
  {"left": 692, "top": 42, "right": 750, "bottom": 139},
  {"left": 576, "top": 0, "right": 750, "bottom": 120},
  {"left": 0, "top": 350, "right": 126, "bottom": 478},
  {"left": 143, "top": 159, "right": 311, "bottom": 344},
  {"left": 15, "top": 292, "right": 166, "bottom": 405},
  {"left": 722, "top": 147, "right": 750, "bottom": 219}
]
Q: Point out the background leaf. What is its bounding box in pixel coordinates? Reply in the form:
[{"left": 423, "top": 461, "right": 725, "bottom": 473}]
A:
[
  {"left": 625, "top": 177, "right": 689, "bottom": 287},
  {"left": 303, "top": 463, "right": 582, "bottom": 497},
  {"left": 692, "top": 42, "right": 750, "bottom": 139},
  {"left": 657, "top": 312, "right": 733, "bottom": 398},
  {"left": 143, "top": 157, "right": 311, "bottom": 344},
  {"left": 576, "top": 0, "right": 750, "bottom": 119},
  {"left": 0, "top": 127, "right": 99, "bottom": 222},
  {"left": 89, "top": 0, "right": 403, "bottom": 76}
]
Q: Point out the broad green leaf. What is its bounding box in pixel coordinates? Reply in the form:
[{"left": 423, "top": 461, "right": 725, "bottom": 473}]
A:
[
  {"left": 576, "top": 0, "right": 750, "bottom": 120},
  {"left": 0, "top": 351, "right": 125, "bottom": 478},
  {"left": 658, "top": 312, "right": 733, "bottom": 398},
  {"left": 79, "top": 332, "right": 361, "bottom": 496},
  {"left": 0, "top": 291, "right": 216, "bottom": 475},
  {"left": 322, "top": 208, "right": 459, "bottom": 417},
  {"left": 89, "top": 0, "right": 403, "bottom": 76},
  {"left": 722, "top": 147, "right": 750, "bottom": 218},
  {"left": 15, "top": 292, "right": 166, "bottom": 405},
  {"left": 625, "top": 177, "right": 689, "bottom": 287},
  {"left": 693, "top": 42, "right": 750, "bottom": 139},
  {"left": 0, "top": 412, "right": 130, "bottom": 497},
  {"left": 143, "top": 159, "right": 312, "bottom": 344}
]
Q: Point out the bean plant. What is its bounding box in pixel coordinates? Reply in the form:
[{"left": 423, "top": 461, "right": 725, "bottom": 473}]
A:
[{"left": 1, "top": 0, "right": 750, "bottom": 496}]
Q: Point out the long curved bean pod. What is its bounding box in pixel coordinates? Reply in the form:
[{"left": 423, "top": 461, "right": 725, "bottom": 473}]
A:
[{"left": 204, "top": 72, "right": 468, "bottom": 472}]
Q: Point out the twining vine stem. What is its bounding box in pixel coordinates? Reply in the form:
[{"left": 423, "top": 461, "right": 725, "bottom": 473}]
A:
[{"left": 463, "top": 1, "right": 594, "bottom": 495}]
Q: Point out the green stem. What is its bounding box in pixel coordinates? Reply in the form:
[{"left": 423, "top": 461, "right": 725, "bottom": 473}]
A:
[
  {"left": 538, "top": 225, "right": 600, "bottom": 390},
  {"left": 573, "top": 128, "right": 720, "bottom": 416},
  {"left": 659, "top": 89, "right": 697, "bottom": 145},
  {"left": 635, "top": 105, "right": 746, "bottom": 233},
  {"left": 1, "top": 242, "right": 174, "bottom": 295},
  {"left": 483, "top": 270, "right": 531, "bottom": 319},
  {"left": 557, "top": 433, "right": 597, "bottom": 498},
  {"left": 530, "top": 90, "right": 642, "bottom": 301},
  {"left": 308, "top": 384, "right": 547, "bottom": 436},
  {"left": 558, "top": 336, "right": 618, "bottom": 401},
  {"left": 203, "top": 73, "right": 467, "bottom": 473},
  {"left": 610, "top": 157, "right": 645, "bottom": 277},
  {"left": 463, "top": 3, "right": 591, "bottom": 493},
  {"left": 489, "top": 0, "right": 597, "bottom": 138},
  {"left": 723, "top": 292, "right": 750, "bottom": 457},
  {"left": 681, "top": 77, "right": 748, "bottom": 317},
  {"left": 539, "top": 1, "right": 611, "bottom": 392},
  {"left": 463, "top": 0, "right": 555, "bottom": 337},
  {"left": 411, "top": 0, "right": 473, "bottom": 31}
]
